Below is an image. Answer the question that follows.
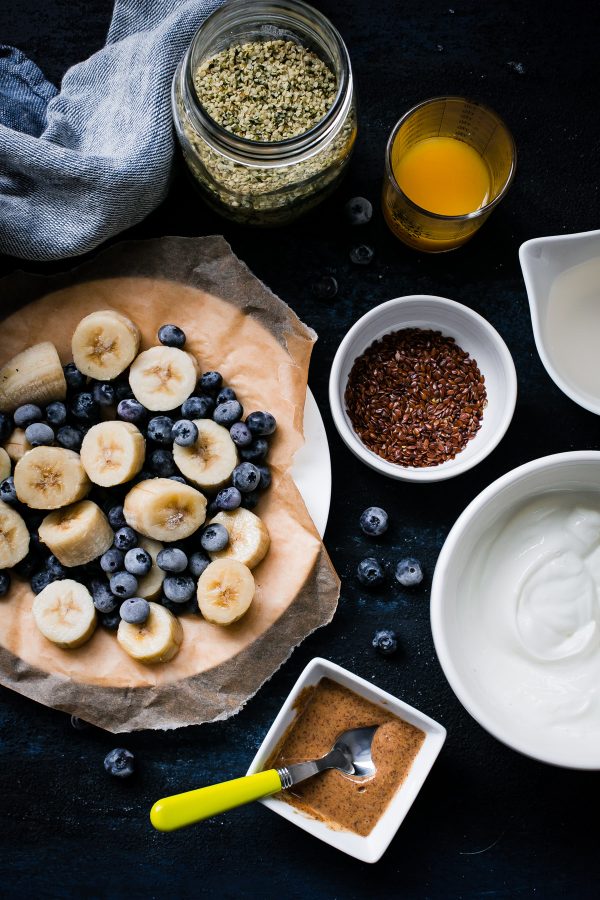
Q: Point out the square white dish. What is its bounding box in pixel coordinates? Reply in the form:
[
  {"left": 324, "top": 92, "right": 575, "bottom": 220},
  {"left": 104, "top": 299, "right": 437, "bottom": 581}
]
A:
[{"left": 246, "top": 657, "right": 446, "bottom": 863}]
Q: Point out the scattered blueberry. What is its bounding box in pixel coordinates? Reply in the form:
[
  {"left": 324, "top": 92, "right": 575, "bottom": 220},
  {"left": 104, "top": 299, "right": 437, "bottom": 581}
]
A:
[
  {"left": 230, "top": 422, "right": 252, "bottom": 447},
  {"left": 13, "top": 554, "right": 38, "bottom": 579},
  {"left": 160, "top": 595, "right": 181, "bottom": 614},
  {"left": 57, "top": 425, "right": 84, "bottom": 451},
  {"left": 99, "top": 610, "right": 120, "bottom": 630},
  {"left": 45, "top": 401, "right": 67, "bottom": 427},
  {"left": 70, "top": 715, "right": 89, "bottom": 730},
  {"left": 25, "top": 422, "right": 54, "bottom": 447},
  {"left": 0, "top": 413, "right": 12, "bottom": 443},
  {"left": 163, "top": 574, "right": 196, "bottom": 603},
  {"left": 188, "top": 551, "right": 210, "bottom": 579},
  {"left": 350, "top": 244, "right": 374, "bottom": 265},
  {"left": 113, "top": 527, "right": 137, "bottom": 552},
  {"left": 93, "top": 381, "right": 115, "bottom": 407},
  {"left": 110, "top": 571, "right": 139, "bottom": 599},
  {"left": 0, "top": 477, "right": 17, "bottom": 504},
  {"left": 199, "top": 371, "right": 222, "bottom": 393},
  {"left": 31, "top": 570, "right": 53, "bottom": 594},
  {"left": 311, "top": 275, "right": 338, "bottom": 301},
  {"left": 133, "top": 470, "right": 153, "bottom": 485},
  {"left": 117, "top": 398, "right": 145, "bottom": 424},
  {"left": 90, "top": 579, "right": 119, "bottom": 613},
  {"left": 158, "top": 324, "right": 186, "bottom": 349},
  {"left": 120, "top": 597, "right": 150, "bottom": 625},
  {"left": 344, "top": 196, "right": 373, "bottom": 225},
  {"left": 200, "top": 523, "right": 229, "bottom": 553},
  {"left": 232, "top": 462, "right": 260, "bottom": 493},
  {"left": 216, "top": 387, "right": 236, "bottom": 405},
  {"left": 246, "top": 411, "right": 277, "bottom": 436},
  {"left": 240, "top": 438, "right": 268, "bottom": 462},
  {"left": 114, "top": 380, "right": 134, "bottom": 402},
  {"left": 215, "top": 486, "right": 242, "bottom": 511},
  {"left": 171, "top": 419, "right": 198, "bottom": 447},
  {"left": 63, "top": 362, "right": 86, "bottom": 391},
  {"left": 100, "top": 547, "right": 124, "bottom": 574},
  {"left": 147, "top": 416, "right": 174, "bottom": 445},
  {"left": 107, "top": 504, "right": 127, "bottom": 530},
  {"left": 372, "top": 629, "right": 398, "bottom": 656},
  {"left": 46, "top": 555, "right": 66, "bottom": 579},
  {"left": 207, "top": 499, "right": 220, "bottom": 517},
  {"left": 357, "top": 557, "right": 385, "bottom": 587},
  {"left": 156, "top": 547, "right": 188, "bottom": 573},
  {"left": 14, "top": 404, "right": 43, "bottom": 428},
  {"left": 104, "top": 748, "right": 135, "bottom": 779},
  {"left": 256, "top": 464, "right": 271, "bottom": 490},
  {"left": 240, "top": 491, "right": 260, "bottom": 510},
  {"left": 0, "top": 572, "right": 10, "bottom": 597},
  {"left": 395, "top": 557, "right": 423, "bottom": 587},
  {"left": 182, "top": 395, "right": 214, "bottom": 418},
  {"left": 213, "top": 400, "right": 243, "bottom": 426},
  {"left": 124, "top": 548, "right": 152, "bottom": 577},
  {"left": 170, "top": 475, "right": 187, "bottom": 484},
  {"left": 360, "top": 506, "right": 388, "bottom": 536},
  {"left": 150, "top": 448, "right": 176, "bottom": 477},
  {"left": 71, "top": 392, "right": 97, "bottom": 421}
]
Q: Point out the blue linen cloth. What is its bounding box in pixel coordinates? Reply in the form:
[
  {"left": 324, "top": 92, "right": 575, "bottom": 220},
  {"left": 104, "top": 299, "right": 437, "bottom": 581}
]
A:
[{"left": 0, "top": 0, "right": 221, "bottom": 261}]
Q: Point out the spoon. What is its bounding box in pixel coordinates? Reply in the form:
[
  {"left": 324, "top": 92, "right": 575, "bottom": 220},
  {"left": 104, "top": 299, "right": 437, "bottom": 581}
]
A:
[{"left": 150, "top": 724, "right": 379, "bottom": 832}]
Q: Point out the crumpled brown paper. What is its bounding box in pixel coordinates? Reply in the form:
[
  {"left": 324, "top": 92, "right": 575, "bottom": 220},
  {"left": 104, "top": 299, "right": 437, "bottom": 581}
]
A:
[{"left": 0, "top": 236, "right": 340, "bottom": 732}]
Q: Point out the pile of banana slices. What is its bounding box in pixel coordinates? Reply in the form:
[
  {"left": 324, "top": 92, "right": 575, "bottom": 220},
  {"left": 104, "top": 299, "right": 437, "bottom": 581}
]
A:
[{"left": 0, "top": 310, "right": 273, "bottom": 665}]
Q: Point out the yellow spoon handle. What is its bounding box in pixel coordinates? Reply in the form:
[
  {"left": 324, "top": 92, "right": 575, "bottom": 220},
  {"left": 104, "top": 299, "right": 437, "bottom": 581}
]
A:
[{"left": 150, "top": 769, "right": 283, "bottom": 832}]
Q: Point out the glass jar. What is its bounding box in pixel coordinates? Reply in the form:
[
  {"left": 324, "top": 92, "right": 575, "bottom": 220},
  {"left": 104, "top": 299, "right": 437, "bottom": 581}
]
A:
[{"left": 172, "top": 0, "right": 357, "bottom": 226}]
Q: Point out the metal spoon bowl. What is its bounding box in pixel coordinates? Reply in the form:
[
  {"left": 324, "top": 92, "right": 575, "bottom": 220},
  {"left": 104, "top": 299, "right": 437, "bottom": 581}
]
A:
[{"left": 276, "top": 724, "right": 379, "bottom": 788}]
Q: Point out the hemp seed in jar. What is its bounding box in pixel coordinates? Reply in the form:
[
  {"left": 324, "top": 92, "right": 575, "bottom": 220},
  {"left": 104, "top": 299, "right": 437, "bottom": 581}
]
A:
[{"left": 172, "top": 0, "right": 357, "bottom": 226}]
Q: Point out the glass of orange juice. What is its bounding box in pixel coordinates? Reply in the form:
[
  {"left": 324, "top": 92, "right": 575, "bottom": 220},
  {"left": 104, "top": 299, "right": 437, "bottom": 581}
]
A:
[{"left": 382, "top": 97, "right": 516, "bottom": 252}]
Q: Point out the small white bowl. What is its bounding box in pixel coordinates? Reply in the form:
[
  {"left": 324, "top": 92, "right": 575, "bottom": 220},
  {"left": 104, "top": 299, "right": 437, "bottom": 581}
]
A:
[
  {"left": 328, "top": 295, "right": 517, "bottom": 482},
  {"left": 520, "top": 228, "right": 600, "bottom": 415},
  {"left": 246, "top": 657, "right": 446, "bottom": 863}
]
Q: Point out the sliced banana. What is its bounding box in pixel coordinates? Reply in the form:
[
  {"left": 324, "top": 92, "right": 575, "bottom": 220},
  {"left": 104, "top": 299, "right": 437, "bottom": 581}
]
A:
[
  {"left": 136, "top": 536, "right": 165, "bottom": 600},
  {"left": 0, "top": 447, "right": 11, "bottom": 481},
  {"left": 173, "top": 419, "right": 238, "bottom": 490},
  {"left": 0, "top": 342, "right": 66, "bottom": 412},
  {"left": 80, "top": 421, "right": 145, "bottom": 487},
  {"left": 32, "top": 580, "right": 97, "bottom": 649},
  {"left": 117, "top": 601, "right": 183, "bottom": 663},
  {"left": 129, "top": 346, "right": 198, "bottom": 411},
  {"left": 14, "top": 446, "right": 91, "bottom": 510},
  {"left": 124, "top": 478, "right": 206, "bottom": 542},
  {"left": 39, "top": 500, "right": 114, "bottom": 567},
  {"left": 0, "top": 501, "right": 30, "bottom": 568},
  {"left": 3, "top": 428, "right": 32, "bottom": 463},
  {"left": 197, "top": 559, "right": 255, "bottom": 625},
  {"left": 72, "top": 310, "right": 141, "bottom": 380},
  {"left": 208, "top": 507, "right": 270, "bottom": 569}
]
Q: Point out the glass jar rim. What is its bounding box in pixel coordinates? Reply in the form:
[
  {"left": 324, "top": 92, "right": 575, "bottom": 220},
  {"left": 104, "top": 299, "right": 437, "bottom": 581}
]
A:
[{"left": 384, "top": 96, "right": 517, "bottom": 223}]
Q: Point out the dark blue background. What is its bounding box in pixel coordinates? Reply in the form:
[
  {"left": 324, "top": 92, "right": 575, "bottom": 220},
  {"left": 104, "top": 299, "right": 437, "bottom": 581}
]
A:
[{"left": 1, "top": 1, "right": 599, "bottom": 897}]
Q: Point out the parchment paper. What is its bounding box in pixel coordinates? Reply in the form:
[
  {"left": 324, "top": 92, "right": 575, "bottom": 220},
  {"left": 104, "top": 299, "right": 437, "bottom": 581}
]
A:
[{"left": 0, "top": 236, "right": 340, "bottom": 732}]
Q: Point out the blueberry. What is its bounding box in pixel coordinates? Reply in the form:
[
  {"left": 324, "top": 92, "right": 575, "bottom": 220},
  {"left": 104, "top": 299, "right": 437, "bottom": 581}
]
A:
[
  {"left": 311, "top": 275, "right": 338, "bottom": 301},
  {"left": 232, "top": 462, "right": 260, "bottom": 493},
  {"left": 25, "top": 422, "right": 54, "bottom": 447},
  {"left": 0, "top": 413, "right": 12, "bottom": 443},
  {"left": 117, "top": 398, "right": 146, "bottom": 424},
  {"left": 46, "top": 555, "right": 66, "bottom": 579},
  {"left": 156, "top": 547, "right": 188, "bottom": 573},
  {"left": 31, "top": 570, "right": 53, "bottom": 594},
  {"left": 90, "top": 579, "right": 119, "bottom": 613},
  {"left": 124, "top": 548, "right": 152, "bottom": 577},
  {"left": 213, "top": 400, "right": 243, "bottom": 426},
  {"left": 206, "top": 499, "right": 220, "bottom": 517},
  {"left": 217, "top": 387, "right": 237, "bottom": 404},
  {"left": 188, "top": 551, "right": 210, "bottom": 579},
  {"left": 93, "top": 381, "right": 115, "bottom": 407},
  {"left": 107, "top": 504, "right": 127, "bottom": 530},
  {"left": 14, "top": 554, "right": 38, "bottom": 579},
  {"left": 147, "top": 416, "right": 174, "bottom": 445},
  {"left": 57, "top": 425, "right": 83, "bottom": 451},
  {"left": 63, "top": 362, "right": 86, "bottom": 391},
  {"left": 99, "top": 610, "right": 120, "bottom": 630},
  {"left": 159, "top": 595, "right": 180, "bottom": 614},
  {"left": 215, "top": 486, "right": 242, "bottom": 511},
  {"left": 199, "top": 371, "right": 222, "bottom": 393},
  {"left": 230, "top": 422, "right": 252, "bottom": 447},
  {"left": 113, "top": 527, "right": 137, "bottom": 552},
  {"left": 256, "top": 464, "right": 271, "bottom": 490},
  {"left": 150, "top": 448, "right": 176, "bottom": 477},
  {"left": 70, "top": 715, "right": 89, "bottom": 730},
  {"left": 114, "top": 380, "right": 134, "bottom": 402},
  {"left": 395, "top": 557, "right": 423, "bottom": 587},
  {"left": 181, "top": 395, "right": 214, "bottom": 418},
  {"left": 344, "top": 196, "right": 373, "bottom": 225},
  {"left": 110, "top": 571, "right": 139, "bottom": 599},
  {"left": 45, "top": 401, "right": 67, "bottom": 427},
  {"left": 0, "top": 571, "right": 11, "bottom": 597},
  {"left": 71, "top": 392, "right": 97, "bottom": 421},
  {"left": 100, "top": 547, "right": 124, "bottom": 574},
  {"left": 172, "top": 419, "right": 198, "bottom": 447},
  {"left": 14, "top": 404, "right": 43, "bottom": 428},
  {"left": 240, "top": 438, "right": 268, "bottom": 462},
  {"left": 0, "top": 477, "right": 17, "bottom": 504},
  {"left": 200, "top": 523, "right": 229, "bottom": 553},
  {"left": 350, "top": 244, "right": 374, "bottom": 265},
  {"left": 357, "top": 557, "right": 385, "bottom": 587},
  {"left": 104, "top": 748, "right": 135, "bottom": 778},
  {"left": 246, "top": 411, "right": 277, "bottom": 436},
  {"left": 360, "top": 506, "right": 388, "bottom": 536},
  {"left": 372, "top": 628, "right": 398, "bottom": 656},
  {"left": 120, "top": 597, "right": 150, "bottom": 625},
  {"left": 163, "top": 574, "right": 196, "bottom": 603},
  {"left": 170, "top": 475, "right": 187, "bottom": 484},
  {"left": 158, "top": 324, "right": 186, "bottom": 349},
  {"left": 240, "top": 491, "right": 260, "bottom": 510}
]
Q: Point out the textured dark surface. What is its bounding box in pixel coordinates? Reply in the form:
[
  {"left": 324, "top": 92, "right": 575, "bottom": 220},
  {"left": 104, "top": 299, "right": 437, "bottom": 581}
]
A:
[{"left": 1, "top": 1, "right": 600, "bottom": 897}]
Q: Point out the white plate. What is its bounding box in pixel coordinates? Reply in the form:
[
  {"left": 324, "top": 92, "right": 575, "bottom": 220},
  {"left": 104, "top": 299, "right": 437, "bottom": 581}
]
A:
[{"left": 292, "top": 388, "right": 331, "bottom": 538}]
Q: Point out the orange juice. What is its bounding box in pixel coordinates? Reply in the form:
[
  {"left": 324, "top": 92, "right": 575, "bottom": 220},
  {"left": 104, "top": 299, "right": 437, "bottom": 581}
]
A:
[{"left": 393, "top": 136, "right": 491, "bottom": 216}]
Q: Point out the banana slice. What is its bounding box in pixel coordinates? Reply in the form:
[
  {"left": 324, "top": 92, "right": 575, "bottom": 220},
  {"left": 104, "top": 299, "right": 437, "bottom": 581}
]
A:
[
  {"left": 80, "top": 421, "right": 145, "bottom": 487},
  {"left": 197, "top": 559, "right": 255, "bottom": 625},
  {"left": 3, "top": 428, "right": 32, "bottom": 463},
  {"left": 0, "top": 447, "right": 11, "bottom": 481},
  {"left": 14, "top": 446, "right": 91, "bottom": 510},
  {"left": 32, "top": 580, "right": 97, "bottom": 649},
  {"left": 0, "top": 342, "right": 67, "bottom": 412},
  {"left": 173, "top": 419, "right": 238, "bottom": 490},
  {"left": 72, "top": 310, "right": 141, "bottom": 380},
  {"left": 124, "top": 478, "right": 206, "bottom": 542},
  {"left": 207, "top": 507, "right": 270, "bottom": 569},
  {"left": 39, "top": 500, "right": 114, "bottom": 567},
  {"left": 136, "top": 536, "right": 165, "bottom": 600},
  {"left": 117, "top": 601, "right": 183, "bottom": 663},
  {"left": 129, "top": 346, "right": 198, "bottom": 411},
  {"left": 0, "top": 501, "right": 30, "bottom": 568}
]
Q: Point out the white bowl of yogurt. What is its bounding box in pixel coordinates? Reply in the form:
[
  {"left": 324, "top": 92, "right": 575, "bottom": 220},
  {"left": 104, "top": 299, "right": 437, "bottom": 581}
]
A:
[{"left": 431, "top": 451, "right": 600, "bottom": 769}]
